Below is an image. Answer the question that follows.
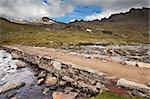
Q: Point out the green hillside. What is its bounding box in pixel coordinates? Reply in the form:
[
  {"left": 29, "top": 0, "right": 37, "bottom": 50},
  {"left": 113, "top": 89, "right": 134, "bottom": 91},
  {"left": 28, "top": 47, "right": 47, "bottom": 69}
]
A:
[{"left": 0, "top": 8, "right": 149, "bottom": 48}]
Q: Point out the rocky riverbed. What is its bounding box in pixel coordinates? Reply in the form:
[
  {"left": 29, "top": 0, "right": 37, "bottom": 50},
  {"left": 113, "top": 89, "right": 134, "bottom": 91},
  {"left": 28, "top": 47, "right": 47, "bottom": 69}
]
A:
[
  {"left": 0, "top": 46, "right": 150, "bottom": 99},
  {"left": 65, "top": 44, "right": 150, "bottom": 67}
]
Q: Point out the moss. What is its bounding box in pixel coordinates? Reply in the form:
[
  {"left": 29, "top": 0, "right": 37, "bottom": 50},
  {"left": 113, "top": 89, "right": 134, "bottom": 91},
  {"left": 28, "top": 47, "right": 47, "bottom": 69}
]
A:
[{"left": 93, "top": 92, "right": 147, "bottom": 99}]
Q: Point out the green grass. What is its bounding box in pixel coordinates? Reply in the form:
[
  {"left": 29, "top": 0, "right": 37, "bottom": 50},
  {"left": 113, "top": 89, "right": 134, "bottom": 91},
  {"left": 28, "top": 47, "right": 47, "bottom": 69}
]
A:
[
  {"left": 0, "top": 18, "right": 149, "bottom": 48},
  {"left": 93, "top": 92, "right": 147, "bottom": 99}
]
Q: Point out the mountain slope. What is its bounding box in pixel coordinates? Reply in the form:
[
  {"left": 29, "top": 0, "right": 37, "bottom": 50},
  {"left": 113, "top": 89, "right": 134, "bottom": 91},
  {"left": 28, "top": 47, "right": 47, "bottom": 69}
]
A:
[{"left": 0, "top": 8, "right": 149, "bottom": 47}]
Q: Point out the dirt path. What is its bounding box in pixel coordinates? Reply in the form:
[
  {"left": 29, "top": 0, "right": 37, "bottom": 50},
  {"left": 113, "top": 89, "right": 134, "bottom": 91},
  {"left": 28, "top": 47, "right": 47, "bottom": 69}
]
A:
[{"left": 7, "top": 45, "right": 150, "bottom": 84}]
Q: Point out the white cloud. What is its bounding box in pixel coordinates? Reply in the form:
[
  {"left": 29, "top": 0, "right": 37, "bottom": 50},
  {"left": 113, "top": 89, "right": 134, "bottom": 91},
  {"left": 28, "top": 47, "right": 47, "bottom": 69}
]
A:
[
  {"left": 70, "top": 19, "right": 76, "bottom": 22},
  {"left": 0, "top": 0, "right": 73, "bottom": 21},
  {"left": 83, "top": 0, "right": 149, "bottom": 21}
]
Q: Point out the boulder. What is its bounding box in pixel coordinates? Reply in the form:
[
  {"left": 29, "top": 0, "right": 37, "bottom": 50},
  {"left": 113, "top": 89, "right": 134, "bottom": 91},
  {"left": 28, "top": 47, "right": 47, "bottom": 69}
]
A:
[
  {"left": 37, "top": 78, "right": 44, "bottom": 85},
  {"left": 45, "top": 77, "right": 58, "bottom": 86},
  {"left": 59, "top": 81, "right": 67, "bottom": 87},
  {"left": 132, "top": 89, "right": 149, "bottom": 97},
  {"left": 136, "top": 62, "right": 150, "bottom": 69},
  {"left": 14, "top": 60, "right": 27, "bottom": 68},
  {"left": 0, "top": 82, "right": 25, "bottom": 93},
  {"left": 116, "top": 78, "right": 150, "bottom": 96},
  {"left": 77, "top": 81, "right": 98, "bottom": 92},
  {"left": 11, "top": 52, "right": 21, "bottom": 59},
  {"left": 96, "top": 82, "right": 103, "bottom": 89},
  {"left": 37, "top": 71, "right": 47, "bottom": 78},
  {"left": 52, "top": 92, "right": 69, "bottom": 99},
  {"left": 64, "top": 87, "right": 73, "bottom": 94},
  {"left": 42, "top": 87, "right": 50, "bottom": 95},
  {"left": 52, "top": 61, "right": 62, "bottom": 70},
  {"left": 125, "top": 61, "right": 137, "bottom": 67},
  {"left": 52, "top": 92, "right": 78, "bottom": 99},
  {"left": 62, "top": 76, "right": 74, "bottom": 82}
]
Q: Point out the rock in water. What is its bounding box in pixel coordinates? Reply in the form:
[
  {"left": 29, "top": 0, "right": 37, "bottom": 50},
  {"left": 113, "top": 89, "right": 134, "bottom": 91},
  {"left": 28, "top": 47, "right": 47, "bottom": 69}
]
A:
[
  {"left": 37, "top": 78, "right": 45, "bottom": 85},
  {"left": 42, "top": 87, "right": 50, "bottom": 95},
  {"left": 37, "top": 71, "right": 47, "bottom": 78},
  {"left": 0, "top": 82, "right": 25, "bottom": 93},
  {"left": 117, "top": 78, "right": 150, "bottom": 96},
  {"left": 14, "top": 60, "right": 27, "bottom": 68}
]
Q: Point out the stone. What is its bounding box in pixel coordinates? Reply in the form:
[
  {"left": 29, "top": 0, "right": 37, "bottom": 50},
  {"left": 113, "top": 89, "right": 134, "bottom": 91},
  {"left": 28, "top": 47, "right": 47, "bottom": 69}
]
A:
[
  {"left": 52, "top": 92, "right": 69, "bottom": 99},
  {"left": 45, "top": 77, "right": 58, "bottom": 86},
  {"left": 52, "top": 92, "right": 78, "bottom": 99},
  {"left": 11, "top": 52, "right": 21, "bottom": 59},
  {"left": 67, "top": 92, "right": 78, "bottom": 99},
  {"left": 77, "top": 81, "right": 98, "bottom": 92},
  {"left": 59, "top": 81, "right": 67, "bottom": 87},
  {"left": 0, "top": 82, "right": 25, "bottom": 93},
  {"left": 116, "top": 78, "right": 150, "bottom": 96},
  {"left": 96, "top": 82, "right": 103, "bottom": 89},
  {"left": 37, "top": 71, "right": 47, "bottom": 78},
  {"left": 90, "top": 80, "right": 96, "bottom": 85},
  {"left": 147, "top": 82, "right": 150, "bottom": 87},
  {"left": 37, "top": 78, "right": 44, "bottom": 85},
  {"left": 62, "top": 76, "right": 74, "bottom": 82},
  {"left": 132, "top": 89, "right": 149, "bottom": 97},
  {"left": 6, "top": 92, "right": 17, "bottom": 98},
  {"left": 136, "top": 62, "right": 150, "bottom": 69},
  {"left": 52, "top": 61, "right": 62, "bottom": 70},
  {"left": 14, "top": 60, "right": 27, "bottom": 68},
  {"left": 42, "top": 87, "right": 50, "bottom": 95},
  {"left": 64, "top": 87, "right": 73, "bottom": 94},
  {"left": 125, "top": 61, "right": 137, "bottom": 66}
]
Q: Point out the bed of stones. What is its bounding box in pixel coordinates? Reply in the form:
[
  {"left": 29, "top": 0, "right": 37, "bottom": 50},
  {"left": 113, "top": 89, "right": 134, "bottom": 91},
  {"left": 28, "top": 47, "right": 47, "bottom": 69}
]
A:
[
  {"left": 0, "top": 46, "right": 150, "bottom": 99},
  {"left": 64, "top": 44, "right": 150, "bottom": 68}
]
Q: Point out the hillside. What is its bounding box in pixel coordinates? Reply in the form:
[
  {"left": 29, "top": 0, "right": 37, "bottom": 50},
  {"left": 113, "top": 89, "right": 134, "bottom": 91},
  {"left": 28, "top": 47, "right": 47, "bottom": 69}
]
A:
[{"left": 0, "top": 8, "right": 149, "bottom": 47}]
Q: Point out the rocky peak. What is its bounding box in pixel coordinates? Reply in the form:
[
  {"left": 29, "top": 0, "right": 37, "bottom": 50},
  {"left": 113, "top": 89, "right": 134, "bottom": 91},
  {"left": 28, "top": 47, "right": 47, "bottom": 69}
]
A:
[{"left": 36, "top": 17, "right": 56, "bottom": 24}]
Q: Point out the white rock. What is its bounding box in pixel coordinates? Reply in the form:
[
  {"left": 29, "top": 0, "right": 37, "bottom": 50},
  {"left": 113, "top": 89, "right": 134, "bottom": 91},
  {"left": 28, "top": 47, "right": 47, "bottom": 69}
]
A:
[
  {"left": 117, "top": 78, "right": 150, "bottom": 95},
  {"left": 125, "top": 61, "right": 137, "bottom": 66},
  {"left": 14, "top": 60, "right": 27, "bottom": 68},
  {"left": 137, "top": 62, "right": 150, "bottom": 69},
  {"left": 86, "top": 28, "right": 92, "bottom": 32},
  {"left": 52, "top": 61, "right": 62, "bottom": 70},
  {"left": 0, "top": 82, "right": 24, "bottom": 93}
]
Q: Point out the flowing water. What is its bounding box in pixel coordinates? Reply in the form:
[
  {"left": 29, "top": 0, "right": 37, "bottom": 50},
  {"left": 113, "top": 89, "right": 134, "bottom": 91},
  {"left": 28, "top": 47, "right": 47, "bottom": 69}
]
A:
[{"left": 0, "top": 50, "right": 52, "bottom": 99}]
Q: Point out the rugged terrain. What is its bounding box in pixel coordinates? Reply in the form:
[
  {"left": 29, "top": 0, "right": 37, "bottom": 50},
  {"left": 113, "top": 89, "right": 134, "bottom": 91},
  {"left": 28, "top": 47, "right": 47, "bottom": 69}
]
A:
[
  {"left": 0, "top": 45, "right": 150, "bottom": 99},
  {"left": 0, "top": 7, "right": 150, "bottom": 99}
]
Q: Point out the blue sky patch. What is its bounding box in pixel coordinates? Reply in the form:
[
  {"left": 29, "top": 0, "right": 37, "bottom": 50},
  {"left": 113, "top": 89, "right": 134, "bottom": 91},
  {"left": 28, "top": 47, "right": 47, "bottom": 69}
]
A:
[{"left": 51, "top": 5, "right": 102, "bottom": 23}]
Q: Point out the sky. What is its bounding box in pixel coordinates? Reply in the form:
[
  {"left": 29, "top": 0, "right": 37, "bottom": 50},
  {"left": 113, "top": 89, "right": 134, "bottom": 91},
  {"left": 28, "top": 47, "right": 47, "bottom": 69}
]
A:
[{"left": 0, "top": 0, "right": 149, "bottom": 23}]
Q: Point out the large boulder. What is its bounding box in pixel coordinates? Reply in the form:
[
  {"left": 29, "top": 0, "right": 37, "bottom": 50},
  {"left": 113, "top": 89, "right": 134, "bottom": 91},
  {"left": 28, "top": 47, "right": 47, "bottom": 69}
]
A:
[
  {"left": 116, "top": 78, "right": 150, "bottom": 96},
  {"left": 0, "top": 82, "right": 25, "bottom": 93}
]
